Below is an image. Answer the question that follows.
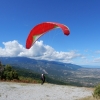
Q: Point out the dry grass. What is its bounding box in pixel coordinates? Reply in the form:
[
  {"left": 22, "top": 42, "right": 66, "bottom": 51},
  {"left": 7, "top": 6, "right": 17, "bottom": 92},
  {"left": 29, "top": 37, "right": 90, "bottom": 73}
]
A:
[
  {"left": 79, "top": 88, "right": 94, "bottom": 100},
  {"left": 80, "top": 96, "right": 100, "bottom": 100}
]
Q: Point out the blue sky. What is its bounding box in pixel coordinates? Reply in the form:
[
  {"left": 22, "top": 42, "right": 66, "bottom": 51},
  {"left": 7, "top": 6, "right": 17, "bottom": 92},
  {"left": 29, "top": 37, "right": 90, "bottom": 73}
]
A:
[{"left": 0, "top": 0, "right": 100, "bottom": 66}]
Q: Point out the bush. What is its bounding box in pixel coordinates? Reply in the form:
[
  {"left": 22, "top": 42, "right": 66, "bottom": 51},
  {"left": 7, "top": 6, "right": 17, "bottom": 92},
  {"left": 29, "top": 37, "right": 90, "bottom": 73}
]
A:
[
  {"left": 93, "top": 84, "right": 100, "bottom": 99},
  {"left": 1, "top": 65, "right": 19, "bottom": 80}
]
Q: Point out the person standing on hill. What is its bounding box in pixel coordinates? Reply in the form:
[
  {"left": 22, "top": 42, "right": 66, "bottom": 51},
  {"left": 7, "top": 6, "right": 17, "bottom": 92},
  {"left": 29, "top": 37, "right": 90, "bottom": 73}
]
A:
[{"left": 41, "top": 74, "right": 45, "bottom": 85}]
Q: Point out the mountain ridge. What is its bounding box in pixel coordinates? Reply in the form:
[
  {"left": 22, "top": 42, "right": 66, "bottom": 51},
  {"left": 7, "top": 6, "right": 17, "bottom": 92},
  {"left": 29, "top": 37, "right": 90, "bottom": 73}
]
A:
[
  {"left": 0, "top": 57, "right": 82, "bottom": 71},
  {"left": 0, "top": 57, "right": 82, "bottom": 79}
]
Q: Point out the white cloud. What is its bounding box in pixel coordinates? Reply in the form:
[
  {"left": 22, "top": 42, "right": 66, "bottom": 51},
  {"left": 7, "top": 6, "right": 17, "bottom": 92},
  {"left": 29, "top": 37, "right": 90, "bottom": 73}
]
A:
[
  {"left": 0, "top": 40, "right": 83, "bottom": 63},
  {"left": 93, "top": 58, "right": 100, "bottom": 63},
  {"left": 95, "top": 50, "right": 100, "bottom": 54},
  {"left": 0, "top": 40, "right": 24, "bottom": 57}
]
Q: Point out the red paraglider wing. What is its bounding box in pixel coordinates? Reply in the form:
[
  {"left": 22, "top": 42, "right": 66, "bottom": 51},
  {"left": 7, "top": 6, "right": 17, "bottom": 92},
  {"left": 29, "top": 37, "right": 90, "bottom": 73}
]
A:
[{"left": 26, "top": 22, "right": 70, "bottom": 49}]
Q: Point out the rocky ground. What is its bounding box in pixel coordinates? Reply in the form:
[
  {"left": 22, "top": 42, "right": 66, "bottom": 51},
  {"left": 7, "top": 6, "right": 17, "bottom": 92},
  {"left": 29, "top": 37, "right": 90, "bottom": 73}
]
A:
[{"left": 0, "top": 82, "right": 93, "bottom": 100}]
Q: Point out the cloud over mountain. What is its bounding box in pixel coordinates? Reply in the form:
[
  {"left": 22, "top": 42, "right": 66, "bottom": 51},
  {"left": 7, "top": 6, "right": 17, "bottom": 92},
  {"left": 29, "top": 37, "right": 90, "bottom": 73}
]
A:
[{"left": 0, "top": 40, "right": 83, "bottom": 64}]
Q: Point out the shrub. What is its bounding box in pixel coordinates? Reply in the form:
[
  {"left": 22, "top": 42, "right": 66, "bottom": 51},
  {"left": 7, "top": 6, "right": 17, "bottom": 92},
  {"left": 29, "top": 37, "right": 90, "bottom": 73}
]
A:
[
  {"left": 1, "top": 65, "right": 19, "bottom": 80},
  {"left": 93, "top": 84, "right": 100, "bottom": 99}
]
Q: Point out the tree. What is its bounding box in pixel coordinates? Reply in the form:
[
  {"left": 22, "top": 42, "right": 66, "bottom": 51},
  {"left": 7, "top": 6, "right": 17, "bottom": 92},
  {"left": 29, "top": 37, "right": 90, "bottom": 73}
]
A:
[
  {"left": 5, "top": 65, "right": 12, "bottom": 72},
  {"left": 0, "top": 64, "right": 19, "bottom": 80},
  {"left": 0, "top": 61, "right": 4, "bottom": 79}
]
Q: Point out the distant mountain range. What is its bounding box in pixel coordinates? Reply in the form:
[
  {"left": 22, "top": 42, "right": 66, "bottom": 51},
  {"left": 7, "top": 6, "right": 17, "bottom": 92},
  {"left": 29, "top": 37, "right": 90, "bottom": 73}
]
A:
[
  {"left": 0, "top": 57, "right": 82, "bottom": 78},
  {"left": 0, "top": 57, "right": 82, "bottom": 69}
]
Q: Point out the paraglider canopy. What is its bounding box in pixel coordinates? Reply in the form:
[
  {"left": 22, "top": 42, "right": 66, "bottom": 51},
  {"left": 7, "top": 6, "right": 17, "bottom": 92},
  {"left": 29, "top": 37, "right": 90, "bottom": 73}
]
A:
[{"left": 26, "top": 22, "right": 70, "bottom": 49}]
